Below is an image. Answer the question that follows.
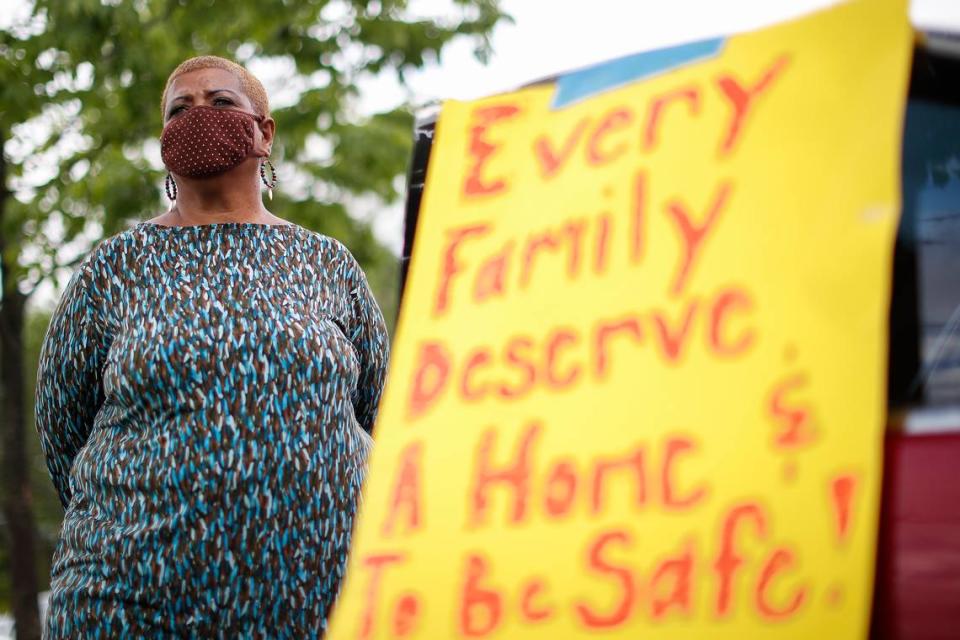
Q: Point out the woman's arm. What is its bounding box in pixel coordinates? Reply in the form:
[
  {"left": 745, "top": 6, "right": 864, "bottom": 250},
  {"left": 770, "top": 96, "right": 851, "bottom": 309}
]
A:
[
  {"left": 344, "top": 253, "right": 390, "bottom": 436},
  {"left": 35, "top": 256, "right": 107, "bottom": 508}
]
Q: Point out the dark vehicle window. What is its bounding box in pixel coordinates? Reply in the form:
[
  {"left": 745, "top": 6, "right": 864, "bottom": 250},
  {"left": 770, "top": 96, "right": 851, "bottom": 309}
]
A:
[{"left": 890, "top": 39, "right": 960, "bottom": 407}]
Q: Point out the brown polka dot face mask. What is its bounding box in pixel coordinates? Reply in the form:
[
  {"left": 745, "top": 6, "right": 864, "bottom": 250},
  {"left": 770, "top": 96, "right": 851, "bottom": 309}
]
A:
[{"left": 160, "top": 105, "right": 264, "bottom": 178}]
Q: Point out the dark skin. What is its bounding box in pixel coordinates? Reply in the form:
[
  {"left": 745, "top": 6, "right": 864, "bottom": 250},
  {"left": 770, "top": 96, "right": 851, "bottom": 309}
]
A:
[{"left": 148, "top": 67, "right": 287, "bottom": 227}]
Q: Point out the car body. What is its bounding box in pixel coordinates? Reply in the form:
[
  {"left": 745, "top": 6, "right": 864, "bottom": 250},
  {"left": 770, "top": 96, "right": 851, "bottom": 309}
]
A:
[{"left": 872, "top": 31, "right": 960, "bottom": 640}]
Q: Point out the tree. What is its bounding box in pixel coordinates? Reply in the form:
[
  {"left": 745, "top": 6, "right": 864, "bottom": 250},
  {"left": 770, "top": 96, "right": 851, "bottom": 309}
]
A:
[{"left": 0, "top": 1, "right": 507, "bottom": 636}]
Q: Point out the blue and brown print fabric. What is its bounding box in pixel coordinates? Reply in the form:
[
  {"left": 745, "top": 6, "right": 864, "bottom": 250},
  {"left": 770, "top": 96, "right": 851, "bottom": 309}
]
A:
[{"left": 35, "top": 221, "right": 390, "bottom": 638}]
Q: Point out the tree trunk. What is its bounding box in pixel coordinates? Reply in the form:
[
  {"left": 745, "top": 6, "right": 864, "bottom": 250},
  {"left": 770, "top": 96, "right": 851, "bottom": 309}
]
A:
[{"left": 0, "top": 131, "right": 42, "bottom": 639}]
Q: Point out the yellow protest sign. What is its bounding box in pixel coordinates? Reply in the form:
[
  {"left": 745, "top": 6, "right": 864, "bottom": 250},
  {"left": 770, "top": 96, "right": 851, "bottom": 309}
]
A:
[{"left": 329, "top": 0, "right": 912, "bottom": 637}]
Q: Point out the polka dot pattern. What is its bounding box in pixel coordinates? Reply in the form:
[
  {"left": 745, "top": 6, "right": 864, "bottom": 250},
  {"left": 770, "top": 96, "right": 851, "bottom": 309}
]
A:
[
  {"left": 161, "top": 106, "right": 261, "bottom": 177},
  {"left": 35, "top": 221, "right": 390, "bottom": 637}
]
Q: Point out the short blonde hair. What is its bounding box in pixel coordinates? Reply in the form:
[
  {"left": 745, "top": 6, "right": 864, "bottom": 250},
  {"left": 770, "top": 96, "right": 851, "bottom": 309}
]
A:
[{"left": 161, "top": 55, "right": 270, "bottom": 121}]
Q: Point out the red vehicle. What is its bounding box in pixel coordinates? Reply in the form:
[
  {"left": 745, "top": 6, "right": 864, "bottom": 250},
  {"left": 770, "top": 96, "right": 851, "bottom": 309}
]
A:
[
  {"left": 401, "top": 30, "right": 960, "bottom": 640},
  {"left": 872, "top": 31, "right": 960, "bottom": 640}
]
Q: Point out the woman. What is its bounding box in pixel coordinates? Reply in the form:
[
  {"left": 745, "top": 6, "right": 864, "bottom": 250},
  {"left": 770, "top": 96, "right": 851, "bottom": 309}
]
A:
[{"left": 34, "top": 55, "right": 390, "bottom": 638}]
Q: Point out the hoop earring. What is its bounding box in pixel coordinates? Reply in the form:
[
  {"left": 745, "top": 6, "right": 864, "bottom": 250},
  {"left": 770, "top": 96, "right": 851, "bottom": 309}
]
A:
[
  {"left": 260, "top": 159, "right": 278, "bottom": 201},
  {"left": 164, "top": 173, "right": 177, "bottom": 209}
]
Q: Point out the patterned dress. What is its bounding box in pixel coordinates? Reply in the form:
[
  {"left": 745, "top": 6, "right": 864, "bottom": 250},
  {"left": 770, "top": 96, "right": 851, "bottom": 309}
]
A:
[{"left": 34, "top": 221, "right": 390, "bottom": 638}]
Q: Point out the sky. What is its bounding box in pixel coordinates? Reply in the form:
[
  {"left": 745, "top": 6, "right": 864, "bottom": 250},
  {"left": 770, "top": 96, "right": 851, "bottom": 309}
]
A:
[{"left": 369, "top": 0, "right": 959, "bottom": 108}]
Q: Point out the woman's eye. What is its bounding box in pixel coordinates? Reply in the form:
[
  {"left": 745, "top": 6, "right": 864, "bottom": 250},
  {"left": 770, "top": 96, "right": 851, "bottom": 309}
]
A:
[
  {"left": 168, "top": 105, "right": 185, "bottom": 117},
  {"left": 214, "top": 97, "right": 234, "bottom": 106}
]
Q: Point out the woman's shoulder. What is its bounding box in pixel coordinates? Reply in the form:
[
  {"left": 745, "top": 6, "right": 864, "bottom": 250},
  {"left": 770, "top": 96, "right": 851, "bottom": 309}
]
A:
[
  {"left": 296, "top": 228, "right": 365, "bottom": 273},
  {"left": 297, "top": 226, "right": 349, "bottom": 252},
  {"left": 94, "top": 225, "right": 143, "bottom": 253},
  {"left": 73, "top": 224, "right": 154, "bottom": 287}
]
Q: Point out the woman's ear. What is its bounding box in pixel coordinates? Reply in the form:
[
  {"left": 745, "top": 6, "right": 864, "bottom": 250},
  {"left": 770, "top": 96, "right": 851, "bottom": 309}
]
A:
[{"left": 255, "top": 117, "right": 276, "bottom": 157}]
